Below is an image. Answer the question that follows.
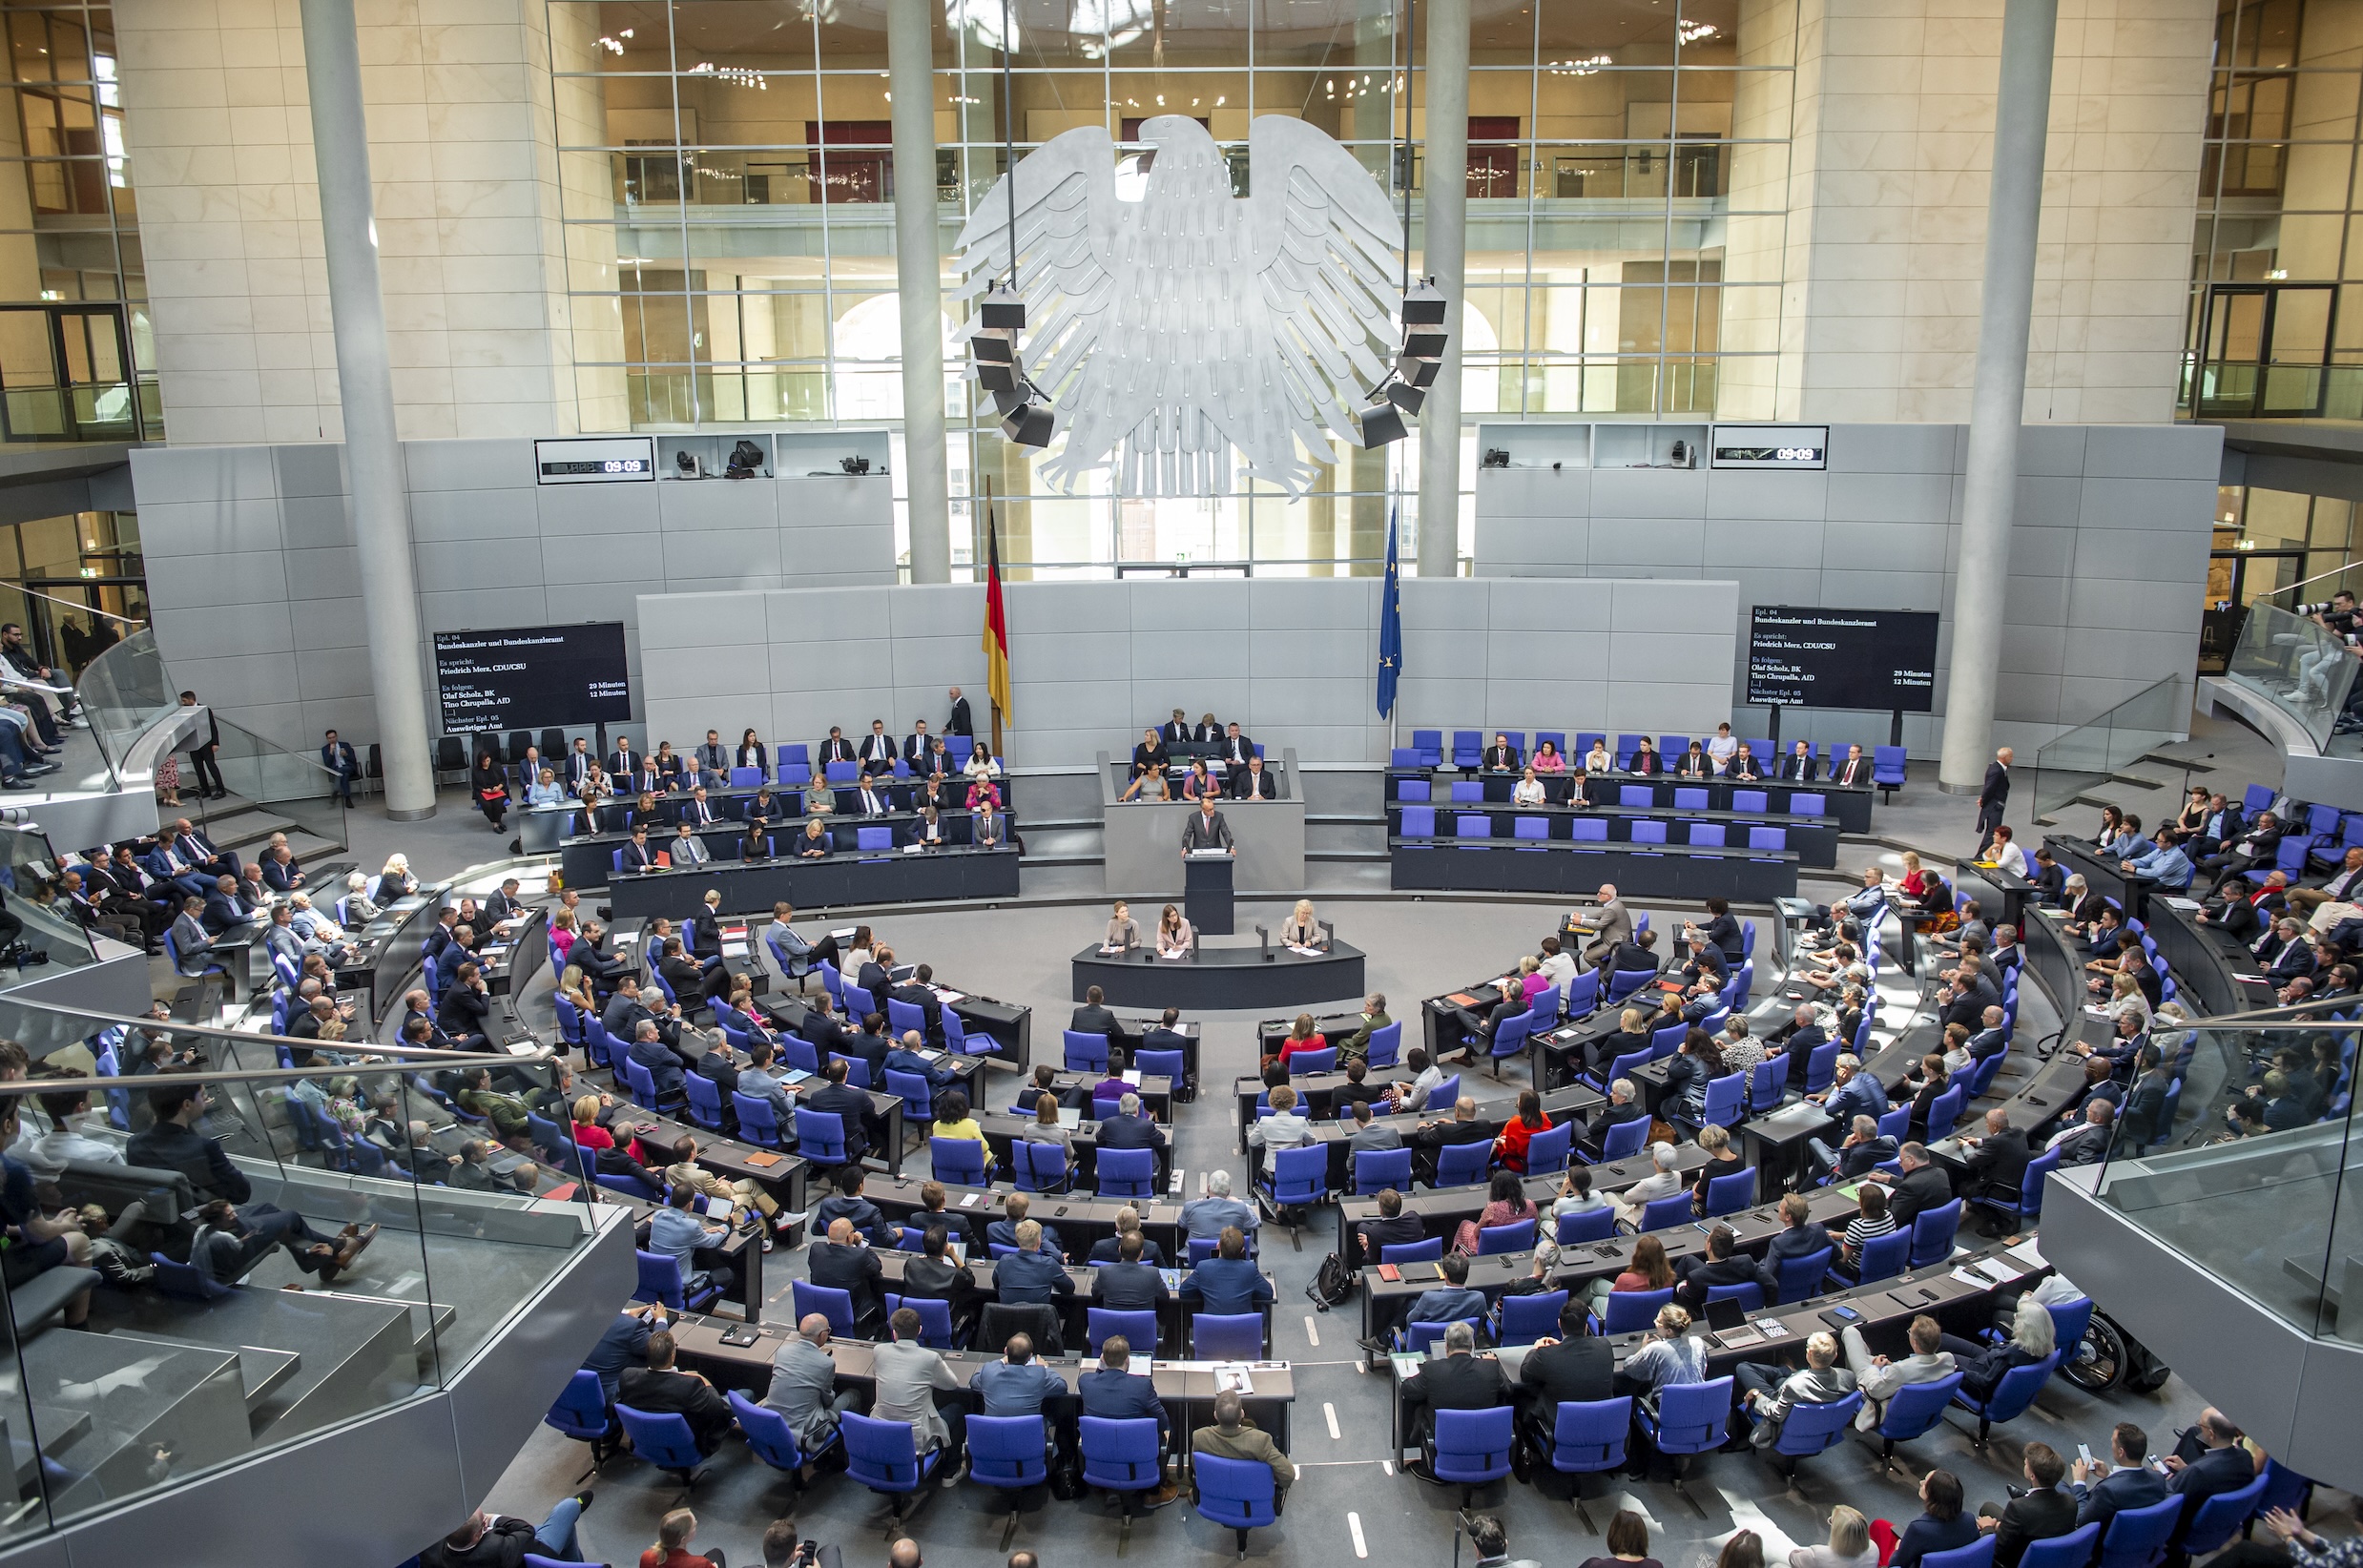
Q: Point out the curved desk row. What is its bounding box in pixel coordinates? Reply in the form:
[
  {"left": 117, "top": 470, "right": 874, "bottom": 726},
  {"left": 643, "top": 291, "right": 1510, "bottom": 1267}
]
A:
[
  {"left": 1385, "top": 769, "right": 1876, "bottom": 834},
  {"left": 1388, "top": 800, "right": 1838, "bottom": 868},
  {"left": 603, "top": 846, "right": 1022, "bottom": 920},
  {"left": 1391, "top": 839, "right": 1799, "bottom": 901},
  {"left": 1069, "top": 940, "right": 1366, "bottom": 1012},
  {"left": 562, "top": 809, "right": 1012, "bottom": 892}
]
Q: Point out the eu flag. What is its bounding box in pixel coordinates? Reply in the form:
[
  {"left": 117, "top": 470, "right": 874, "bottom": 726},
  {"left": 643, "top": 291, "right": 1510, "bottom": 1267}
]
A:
[{"left": 1377, "top": 505, "right": 1402, "bottom": 718}]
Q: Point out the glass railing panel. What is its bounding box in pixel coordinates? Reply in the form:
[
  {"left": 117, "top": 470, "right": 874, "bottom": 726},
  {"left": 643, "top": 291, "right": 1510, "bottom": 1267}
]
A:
[
  {"left": 0, "top": 824, "right": 95, "bottom": 980},
  {"left": 2089, "top": 1021, "right": 2357, "bottom": 1340},
  {"left": 2224, "top": 601, "right": 2358, "bottom": 751},
  {"left": 0, "top": 1004, "right": 600, "bottom": 1538},
  {"left": 73, "top": 628, "right": 171, "bottom": 783},
  {"left": 2026, "top": 674, "right": 2187, "bottom": 819},
  {"left": 198, "top": 713, "right": 347, "bottom": 854}
]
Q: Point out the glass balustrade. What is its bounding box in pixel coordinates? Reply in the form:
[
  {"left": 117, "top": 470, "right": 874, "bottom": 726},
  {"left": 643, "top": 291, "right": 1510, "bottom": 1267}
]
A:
[{"left": 2223, "top": 601, "right": 2362, "bottom": 753}]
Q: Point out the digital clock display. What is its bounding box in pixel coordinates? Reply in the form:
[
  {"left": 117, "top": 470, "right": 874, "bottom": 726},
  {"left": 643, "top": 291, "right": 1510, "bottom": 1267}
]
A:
[
  {"left": 1715, "top": 445, "right": 1823, "bottom": 464},
  {"left": 541, "top": 458, "right": 648, "bottom": 476}
]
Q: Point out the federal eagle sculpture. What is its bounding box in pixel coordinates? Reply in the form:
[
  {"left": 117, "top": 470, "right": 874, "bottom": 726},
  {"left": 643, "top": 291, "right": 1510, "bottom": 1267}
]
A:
[{"left": 954, "top": 113, "right": 1406, "bottom": 498}]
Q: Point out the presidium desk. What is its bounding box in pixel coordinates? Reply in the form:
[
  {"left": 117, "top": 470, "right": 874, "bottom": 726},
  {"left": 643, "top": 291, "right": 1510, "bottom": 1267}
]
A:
[{"left": 1098, "top": 748, "right": 1306, "bottom": 897}]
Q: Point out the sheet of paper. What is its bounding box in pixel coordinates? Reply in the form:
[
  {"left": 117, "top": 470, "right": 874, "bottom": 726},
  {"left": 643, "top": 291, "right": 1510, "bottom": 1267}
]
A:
[{"left": 2005, "top": 1236, "right": 2047, "bottom": 1269}]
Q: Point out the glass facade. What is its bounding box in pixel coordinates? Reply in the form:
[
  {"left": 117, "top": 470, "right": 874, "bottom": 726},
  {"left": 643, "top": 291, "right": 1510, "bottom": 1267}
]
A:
[
  {"left": 2186, "top": 0, "right": 2363, "bottom": 420},
  {"left": 546, "top": 0, "right": 1795, "bottom": 574},
  {"left": 0, "top": 4, "right": 153, "bottom": 442}
]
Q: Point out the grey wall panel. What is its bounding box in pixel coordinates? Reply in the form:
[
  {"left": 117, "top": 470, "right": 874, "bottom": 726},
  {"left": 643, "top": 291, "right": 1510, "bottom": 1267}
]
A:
[
  {"left": 280, "top": 493, "right": 356, "bottom": 550},
  {"left": 146, "top": 549, "right": 293, "bottom": 612},
  {"left": 2084, "top": 422, "right": 2223, "bottom": 481},
  {"left": 416, "top": 588, "right": 552, "bottom": 637},
  {"left": 130, "top": 443, "right": 278, "bottom": 503},
  {"left": 135, "top": 498, "right": 287, "bottom": 558},
  {"left": 404, "top": 437, "right": 527, "bottom": 493},
  {"left": 661, "top": 530, "right": 785, "bottom": 584},
  {"left": 659, "top": 477, "right": 778, "bottom": 530},
  {"left": 1702, "top": 517, "right": 1824, "bottom": 568},
  {"left": 289, "top": 595, "right": 368, "bottom": 651},
  {"left": 1821, "top": 520, "right": 1948, "bottom": 573},
  {"left": 2016, "top": 425, "right": 2089, "bottom": 475},
  {"left": 294, "top": 644, "right": 376, "bottom": 703},
  {"left": 274, "top": 442, "right": 345, "bottom": 497},
  {"left": 1826, "top": 422, "right": 1956, "bottom": 472},
  {"left": 408, "top": 486, "right": 528, "bottom": 543},
  {"left": 537, "top": 481, "right": 657, "bottom": 534},
  {"left": 414, "top": 537, "right": 546, "bottom": 595},
  {"left": 1589, "top": 514, "right": 1706, "bottom": 566},
  {"left": 156, "top": 602, "right": 295, "bottom": 661},
  {"left": 1825, "top": 469, "right": 1951, "bottom": 524},
  {"left": 1588, "top": 467, "right": 1710, "bottom": 518},
  {"left": 1705, "top": 468, "right": 1828, "bottom": 520}
]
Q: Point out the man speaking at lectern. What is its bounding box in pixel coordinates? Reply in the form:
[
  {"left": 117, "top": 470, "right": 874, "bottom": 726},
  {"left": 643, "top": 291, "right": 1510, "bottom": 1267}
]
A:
[{"left": 1181, "top": 794, "right": 1234, "bottom": 858}]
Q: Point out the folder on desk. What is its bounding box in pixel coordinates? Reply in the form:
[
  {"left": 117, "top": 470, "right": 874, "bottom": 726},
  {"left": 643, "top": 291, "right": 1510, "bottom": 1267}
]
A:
[{"left": 1445, "top": 993, "right": 1480, "bottom": 1007}]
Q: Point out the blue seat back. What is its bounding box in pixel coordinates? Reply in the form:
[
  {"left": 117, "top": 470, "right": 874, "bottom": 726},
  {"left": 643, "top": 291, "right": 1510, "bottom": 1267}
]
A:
[
  {"left": 1873, "top": 746, "right": 1907, "bottom": 784},
  {"left": 1688, "top": 821, "right": 1727, "bottom": 847},
  {"left": 545, "top": 1369, "right": 611, "bottom": 1442},
  {"left": 1494, "top": 1289, "right": 1566, "bottom": 1346},
  {"left": 1513, "top": 815, "right": 1549, "bottom": 841},
  {"left": 1910, "top": 1197, "right": 1963, "bottom": 1267},
  {"left": 1749, "top": 825, "right": 1787, "bottom": 852},
  {"left": 1732, "top": 789, "right": 1769, "bottom": 814},
  {"left": 1854, "top": 1228, "right": 1911, "bottom": 1283},
  {"left": 1648, "top": 1375, "right": 1734, "bottom": 1454},
  {"left": 1265, "top": 1144, "right": 1328, "bottom": 1204},
  {"left": 886, "top": 997, "right": 926, "bottom": 1036},
  {"left": 1804, "top": 1041, "right": 1841, "bottom": 1095},
  {"left": 1705, "top": 1281, "right": 1763, "bottom": 1312},
  {"left": 1880, "top": 1371, "right": 1965, "bottom": 1440},
  {"left": 681, "top": 1071, "right": 726, "bottom": 1130},
  {"left": 968, "top": 1414, "right": 1049, "bottom": 1489},
  {"left": 1088, "top": 1307, "right": 1161, "bottom": 1356},
  {"left": 1192, "top": 1313, "right": 1263, "bottom": 1359},
  {"left": 2020, "top": 1526, "right": 2102, "bottom": 1568},
  {"left": 1431, "top": 1407, "right": 1514, "bottom": 1485},
  {"left": 1602, "top": 1287, "right": 1674, "bottom": 1334},
  {"left": 1674, "top": 787, "right": 1710, "bottom": 810},
  {"left": 1096, "top": 1145, "right": 1156, "bottom": 1198},
  {"left": 1639, "top": 1192, "right": 1691, "bottom": 1230},
  {"left": 1354, "top": 1145, "right": 1413, "bottom": 1195},
  {"left": 1456, "top": 814, "right": 1491, "bottom": 839},
  {"left": 1449, "top": 779, "right": 1483, "bottom": 802},
  {"left": 730, "top": 1090, "right": 782, "bottom": 1147},
  {"left": 1013, "top": 1139, "right": 1071, "bottom": 1191},
  {"left": 614, "top": 1406, "right": 702, "bottom": 1473},
  {"left": 1365, "top": 1020, "right": 1402, "bottom": 1068},
  {"left": 1704, "top": 1168, "right": 1754, "bottom": 1216},
  {"left": 1969, "top": 1351, "right": 2062, "bottom": 1424},
  {"left": 1771, "top": 1245, "right": 1834, "bottom": 1304},
  {"left": 2182, "top": 1473, "right": 2270, "bottom": 1557},
  {"left": 1399, "top": 805, "right": 1435, "bottom": 837},
  {"left": 1524, "top": 1123, "right": 1573, "bottom": 1174},
  {"left": 730, "top": 1391, "right": 813, "bottom": 1472},
  {"left": 2095, "top": 1496, "right": 2185, "bottom": 1568},
  {"left": 792, "top": 1279, "right": 857, "bottom": 1337},
  {"left": 1600, "top": 1115, "right": 1649, "bottom": 1162},
  {"left": 1379, "top": 1236, "right": 1441, "bottom": 1265},
  {"left": 795, "top": 1107, "right": 848, "bottom": 1162},
  {"left": 1548, "top": 1395, "right": 1632, "bottom": 1474},
  {"left": 1772, "top": 1390, "right": 1863, "bottom": 1457},
  {"left": 1064, "top": 1029, "right": 1110, "bottom": 1072},
  {"left": 1193, "top": 1454, "right": 1278, "bottom": 1533},
  {"left": 1080, "top": 1415, "right": 1165, "bottom": 1492},
  {"left": 1434, "top": 1140, "right": 1492, "bottom": 1187},
  {"left": 1289, "top": 1046, "right": 1337, "bottom": 1076},
  {"left": 841, "top": 1411, "right": 928, "bottom": 1493},
  {"left": 1571, "top": 817, "right": 1609, "bottom": 842},
  {"left": 1477, "top": 1217, "right": 1537, "bottom": 1254},
  {"left": 1555, "top": 1207, "right": 1618, "bottom": 1244}
]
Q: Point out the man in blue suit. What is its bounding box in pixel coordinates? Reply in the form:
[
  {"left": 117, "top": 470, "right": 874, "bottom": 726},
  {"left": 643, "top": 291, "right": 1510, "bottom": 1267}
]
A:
[
  {"left": 583, "top": 1302, "right": 665, "bottom": 1402},
  {"left": 627, "top": 1020, "right": 686, "bottom": 1100},
  {"left": 1178, "top": 1227, "right": 1271, "bottom": 1318},
  {"left": 884, "top": 1029, "right": 958, "bottom": 1090},
  {"left": 2069, "top": 1421, "right": 2169, "bottom": 1536},
  {"left": 1096, "top": 1092, "right": 1167, "bottom": 1153},
  {"left": 1078, "top": 1334, "right": 1175, "bottom": 1496}
]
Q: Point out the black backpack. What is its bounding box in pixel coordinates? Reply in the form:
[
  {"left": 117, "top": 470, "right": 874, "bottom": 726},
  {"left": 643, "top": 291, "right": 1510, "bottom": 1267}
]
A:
[{"left": 1307, "top": 1251, "right": 1356, "bottom": 1310}]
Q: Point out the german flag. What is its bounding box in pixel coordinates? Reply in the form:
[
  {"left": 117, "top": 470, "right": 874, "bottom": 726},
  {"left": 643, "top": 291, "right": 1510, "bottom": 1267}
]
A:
[{"left": 982, "top": 500, "right": 1012, "bottom": 726}]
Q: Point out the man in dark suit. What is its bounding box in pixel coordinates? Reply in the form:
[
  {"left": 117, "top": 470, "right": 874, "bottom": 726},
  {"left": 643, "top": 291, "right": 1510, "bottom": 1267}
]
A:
[
  {"left": 1725, "top": 743, "right": 1764, "bottom": 781},
  {"left": 2162, "top": 1409, "right": 2259, "bottom": 1564},
  {"left": 855, "top": 777, "right": 891, "bottom": 817},
  {"left": 1078, "top": 1336, "right": 1172, "bottom": 1496},
  {"left": 676, "top": 787, "right": 719, "bottom": 829},
  {"left": 902, "top": 719, "right": 934, "bottom": 766},
  {"left": 617, "top": 826, "right": 659, "bottom": 874},
  {"left": 818, "top": 726, "right": 856, "bottom": 765},
  {"left": 1399, "top": 1321, "right": 1512, "bottom": 1452},
  {"left": 1231, "top": 754, "right": 1277, "bottom": 800},
  {"left": 616, "top": 1330, "right": 735, "bottom": 1455},
  {"left": 1217, "top": 722, "right": 1254, "bottom": 771},
  {"left": 857, "top": 719, "right": 898, "bottom": 777},
  {"left": 1409, "top": 1097, "right": 1496, "bottom": 1185},
  {"left": 2070, "top": 1422, "right": 2170, "bottom": 1536},
  {"left": 1779, "top": 741, "right": 1818, "bottom": 781},
  {"left": 168, "top": 817, "right": 239, "bottom": 879},
  {"left": 805, "top": 1059, "right": 881, "bottom": 1161},
  {"left": 1159, "top": 710, "right": 1192, "bottom": 746},
  {"left": 484, "top": 877, "right": 524, "bottom": 925},
  {"left": 1181, "top": 797, "right": 1233, "bottom": 856},
  {"left": 1976, "top": 746, "right": 2013, "bottom": 853},
  {"left": 626, "top": 1020, "right": 687, "bottom": 1098},
  {"left": 890, "top": 964, "right": 945, "bottom": 1038},
  {"left": 836, "top": 1013, "right": 892, "bottom": 1079},
  {"left": 806, "top": 1215, "right": 888, "bottom": 1336},
  {"left": 606, "top": 734, "right": 637, "bottom": 778},
  {"left": 1978, "top": 1441, "right": 2079, "bottom": 1568},
  {"left": 320, "top": 729, "right": 360, "bottom": 806},
  {"left": 1516, "top": 1298, "right": 1615, "bottom": 1420},
  {"left": 564, "top": 738, "right": 595, "bottom": 794},
  {"left": 946, "top": 687, "right": 973, "bottom": 737},
  {"left": 1957, "top": 1108, "right": 2036, "bottom": 1228},
  {"left": 1870, "top": 1143, "right": 1954, "bottom": 1229},
  {"left": 1090, "top": 1232, "right": 1170, "bottom": 1310},
  {"left": 1672, "top": 1225, "right": 1778, "bottom": 1314},
  {"left": 1142, "top": 1006, "right": 1191, "bottom": 1055},
  {"left": 1481, "top": 733, "right": 1521, "bottom": 773},
  {"left": 1070, "top": 985, "right": 1118, "bottom": 1037},
  {"left": 604, "top": 975, "right": 680, "bottom": 1050},
  {"left": 1830, "top": 744, "right": 1872, "bottom": 788},
  {"left": 1354, "top": 1186, "right": 1426, "bottom": 1263},
  {"left": 1580, "top": 1079, "right": 1648, "bottom": 1153},
  {"left": 200, "top": 874, "right": 253, "bottom": 935}
]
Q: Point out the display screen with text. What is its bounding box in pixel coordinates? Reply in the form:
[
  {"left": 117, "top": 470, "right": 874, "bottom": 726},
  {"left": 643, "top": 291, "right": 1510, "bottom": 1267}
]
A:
[
  {"left": 1747, "top": 606, "right": 1938, "bottom": 712},
  {"left": 434, "top": 623, "right": 632, "bottom": 732}
]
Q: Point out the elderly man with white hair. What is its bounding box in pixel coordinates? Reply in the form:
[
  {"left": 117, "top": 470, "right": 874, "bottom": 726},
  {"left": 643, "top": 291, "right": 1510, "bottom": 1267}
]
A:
[
  {"left": 1607, "top": 1143, "right": 1682, "bottom": 1228},
  {"left": 1096, "top": 1088, "right": 1166, "bottom": 1153},
  {"left": 1181, "top": 1168, "right": 1257, "bottom": 1240}
]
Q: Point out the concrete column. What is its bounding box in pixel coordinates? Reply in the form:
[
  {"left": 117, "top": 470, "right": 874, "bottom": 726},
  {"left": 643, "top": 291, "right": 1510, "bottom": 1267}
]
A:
[
  {"left": 1939, "top": 0, "right": 2057, "bottom": 792},
  {"left": 889, "top": 0, "right": 951, "bottom": 585},
  {"left": 300, "top": 0, "right": 435, "bottom": 819},
  {"left": 1415, "top": 0, "right": 1468, "bottom": 580}
]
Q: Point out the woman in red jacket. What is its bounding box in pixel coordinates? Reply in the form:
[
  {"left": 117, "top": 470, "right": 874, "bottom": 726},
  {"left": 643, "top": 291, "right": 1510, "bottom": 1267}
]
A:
[
  {"left": 1492, "top": 1087, "right": 1555, "bottom": 1175},
  {"left": 1271, "top": 1012, "right": 1327, "bottom": 1070}
]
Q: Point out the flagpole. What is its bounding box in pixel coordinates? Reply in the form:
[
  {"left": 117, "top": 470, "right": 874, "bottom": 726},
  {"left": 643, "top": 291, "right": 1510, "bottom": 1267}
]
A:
[{"left": 984, "top": 478, "right": 1006, "bottom": 758}]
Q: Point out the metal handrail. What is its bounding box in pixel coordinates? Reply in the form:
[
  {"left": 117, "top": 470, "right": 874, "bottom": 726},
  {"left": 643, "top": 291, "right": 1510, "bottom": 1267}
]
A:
[
  {"left": 0, "top": 582, "right": 142, "bottom": 626},
  {"left": 2268, "top": 559, "right": 2363, "bottom": 603},
  {"left": 21, "top": 998, "right": 536, "bottom": 1059},
  {"left": 0, "top": 1048, "right": 559, "bottom": 1095}
]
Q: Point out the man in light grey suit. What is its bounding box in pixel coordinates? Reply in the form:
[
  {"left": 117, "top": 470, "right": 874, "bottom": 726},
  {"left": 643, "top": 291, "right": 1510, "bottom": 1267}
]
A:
[
  {"left": 762, "top": 1314, "right": 866, "bottom": 1451},
  {"left": 1181, "top": 797, "right": 1234, "bottom": 857},
  {"left": 671, "top": 822, "right": 711, "bottom": 868},
  {"left": 1841, "top": 1311, "right": 1956, "bottom": 1430},
  {"left": 1574, "top": 882, "right": 1632, "bottom": 966},
  {"left": 1344, "top": 1100, "right": 1402, "bottom": 1188}
]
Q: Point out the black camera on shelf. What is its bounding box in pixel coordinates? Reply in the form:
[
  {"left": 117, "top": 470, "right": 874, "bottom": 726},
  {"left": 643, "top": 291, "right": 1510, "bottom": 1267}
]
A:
[
  {"left": 1481, "top": 448, "right": 1510, "bottom": 468},
  {"left": 725, "top": 440, "right": 765, "bottom": 479},
  {"left": 839, "top": 455, "right": 871, "bottom": 475}
]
